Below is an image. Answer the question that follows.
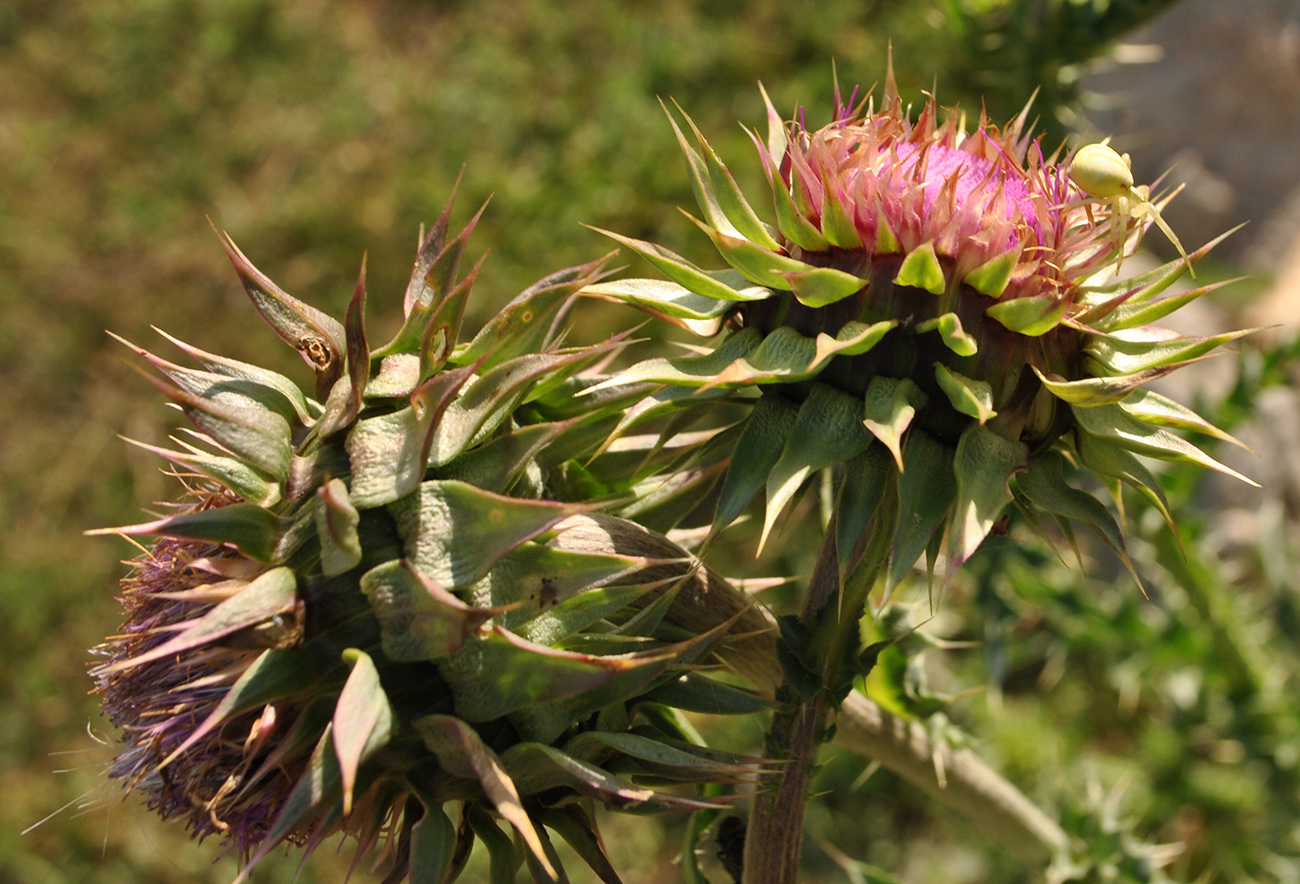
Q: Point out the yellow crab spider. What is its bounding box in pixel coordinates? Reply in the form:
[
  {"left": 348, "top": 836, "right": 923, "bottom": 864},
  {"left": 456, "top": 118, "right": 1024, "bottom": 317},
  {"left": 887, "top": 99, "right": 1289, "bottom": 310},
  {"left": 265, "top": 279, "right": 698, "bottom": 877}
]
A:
[{"left": 1068, "top": 141, "right": 1196, "bottom": 280}]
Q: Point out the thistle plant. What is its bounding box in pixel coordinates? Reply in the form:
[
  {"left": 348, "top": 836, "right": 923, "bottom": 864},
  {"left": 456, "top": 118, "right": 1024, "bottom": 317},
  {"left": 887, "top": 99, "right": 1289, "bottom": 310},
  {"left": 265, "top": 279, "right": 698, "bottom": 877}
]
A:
[
  {"left": 580, "top": 63, "right": 1255, "bottom": 882},
  {"left": 90, "top": 186, "right": 776, "bottom": 883},
  {"left": 89, "top": 59, "right": 1259, "bottom": 884}
]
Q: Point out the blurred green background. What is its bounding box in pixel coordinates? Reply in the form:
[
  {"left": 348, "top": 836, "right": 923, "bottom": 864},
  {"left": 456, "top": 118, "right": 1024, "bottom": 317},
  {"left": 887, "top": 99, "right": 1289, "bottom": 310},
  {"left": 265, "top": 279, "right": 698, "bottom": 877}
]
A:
[{"left": 5, "top": 1, "right": 1299, "bottom": 882}]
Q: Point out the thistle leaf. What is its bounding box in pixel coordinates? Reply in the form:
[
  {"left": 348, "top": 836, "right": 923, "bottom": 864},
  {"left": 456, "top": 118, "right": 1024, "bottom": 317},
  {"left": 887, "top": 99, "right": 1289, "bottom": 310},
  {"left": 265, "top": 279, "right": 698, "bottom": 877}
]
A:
[
  {"left": 361, "top": 560, "right": 498, "bottom": 661},
  {"left": 585, "top": 327, "right": 764, "bottom": 392},
  {"left": 947, "top": 425, "right": 1027, "bottom": 574},
  {"left": 985, "top": 292, "right": 1068, "bottom": 335},
  {"left": 1071, "top": 403, "right": 1257, "bottom": 485},
  {"left": 414, "top": 715, "right": 555, "bottom": 878},
  {"left": 218, "top": 231, "right": 346, "bottom": 398},
  {"left": 333, "top": 649, "right": 395, "bottom": 817},
  {"left": 89, "top": 503, "right": 287, "bottom": 563},
  {"left": 1016, "top": 450, "right": 1132, "bottom": 565},
  {"left": 158, "top": 647, "right": 322, "bottom": 769},
  {"left": 143, "top": 372, "right": 293, "bottom": 482},
  {"left": 934, "top": 364, "right": 997, "bottom": 424},
  {"left": 1032, "top": 364, "right": 1181, "bottom": 407},
  {"left": 836, "top": 444, "right": 894, "bottom": 574},
  {"left": 1117, "top": 387, "right": 1250, "bottom": 450},
  {"left": 782, "top": 266, "right": 867, "bottom": 308},
  {"left": 455, "top": 254, "right": 615, "bottom": 371},
  {"left": 391, "top": 481, "right": 591, "bottom": 589},
  {"left": 151, "top": 328, "right": 322, "bottom": 423},
  {"left": 537, "top": 806, "right": 625, "bottom": 884},
  {"left": 1074, "top": 430, "right": 1178, "bottom": 537},
  {"left": 712, "top": 392, "right": 801, "bottom": 535},
  {"left": 500, "top": 743, "right": 721, "bottom": 814},
  {"left": 761, "top": 384, "right": 875, "bottom": 551},
  {"left": 893, "top": 242, "right": 946, "bottom": 295},
  {"left": 234, "top": 726, "right": 342, "bottom": 883},
  {"left": 121, "top": 437, "right": 281, "bottom": 507},
  {"left": 686, "top": 213, "right": 818, "bottom": 290},
  {"left": 962, "top": 248, "right": 1019, "bottom": 298},
  {"left": 105, "top": 568, "right": 298, "bottom": 672},
  {"left": 669, "top": 99, "right": 782, "bottom": 251},
  {"left": 345, "top": 365, "right": 473, "bottom": 508},
  {"left": 890, "top": 431, "right": 956, "bottom": 589},
  {"left": 315, "top": 478, "right": 361, "bottom": 576},
  {"left": 642, "top": 671, "right": 774, "bottom": 714},
  {"left": 1084, "top": 326, "right": 1255, "bottom": 376},
  {"left": 862, "top": 376, "right": 926, "bottom": 470},
  {"left": 916, "top": 312, "right": 978, "bottom": 356},
  {"left": 581, "top": 278, "right": 739, "bottom": 321},
  {"left": 407, "top": 787, "right": 458, "bottom": 884},
  {"left": 439, "top": 626, "right": 679, "bottom": 724}
]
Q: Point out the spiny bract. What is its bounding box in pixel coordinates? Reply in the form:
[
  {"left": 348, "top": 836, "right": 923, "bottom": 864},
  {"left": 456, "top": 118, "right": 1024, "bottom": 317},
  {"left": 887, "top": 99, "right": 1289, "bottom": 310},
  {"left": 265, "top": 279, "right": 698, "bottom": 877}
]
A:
[
  {"left": 90, "top": 185, "right": 772, "bottom": 883},
  {"left": 582, "top": 67, "right": 1256, "bottom": 593}
]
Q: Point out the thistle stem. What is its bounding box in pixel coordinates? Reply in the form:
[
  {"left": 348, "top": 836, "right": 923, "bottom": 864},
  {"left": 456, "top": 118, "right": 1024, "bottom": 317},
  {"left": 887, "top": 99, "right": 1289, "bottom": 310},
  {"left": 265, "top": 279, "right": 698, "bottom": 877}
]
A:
[{"left": 742, "top": 522, "right": 843, "bottom": 884}]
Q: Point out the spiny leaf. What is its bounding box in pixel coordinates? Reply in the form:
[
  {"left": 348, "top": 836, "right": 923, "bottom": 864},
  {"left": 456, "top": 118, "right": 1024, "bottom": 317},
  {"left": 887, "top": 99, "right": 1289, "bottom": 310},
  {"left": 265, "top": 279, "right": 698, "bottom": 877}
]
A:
[
  {"left": 122, "top": 437, "right": 281, "bottom": 507},
  {"left": 1084, "top": 326, "right": 1255, "bottom": 376},
  {"left": 414, "top": 715, "right": 555, "bottom": 879},
  {"left": 584, "top": 327, "right": 764, "bottom": 392},
  {"left": 889, "top": 431, "right": 956, "bottom": 589},
  {"left": 233, "top": 726, "right": 341, "bottom": 883},
  {"left": 438, "top": 626, "right": 680, "bottom": 724},
  {"left": 947, "top": 424, "right": 1027, "bottom": 574},
  {"left": 345, "top": 365, "right": 474, "bottom": 508},
  {"left": 1032, "top": 364, "right": 1182, "bottom": 407},
  {"left": 89, "top": 503, "right": 287, "bottom": 564},
  {"left": 151, "top": 328, "right": 321, "bottom": 423},
  {"left": 361, "top": 560, "right": 498, "bottom": 661},
  {"left": 761, "top": 384, "right": 875, "bottom": 552},
  {"left": 105, "top": 567, "right": 297, "bottom": 672},
  {"left": 915, "top": 312, "right": 978, "bottom": 356},
  {"left": 712, "top": 392, "right": 801, "bottom": 535},
  {"left": 584, "top": 227, "right": 774, "bottom": 304},
  {"left": 934, "top": 363, "right": 997, "bottom": 424},
  {"left": 893, "top": 241, "right": 946, "bottom": 295},
  {"left": 500, "top": 743, "right": 723, "bottom": 814},
  {"left": 217, "top": 230, "right": 345, "bottom": 399},
  {"left": 862, "top": 376, "right": 926, "bottom": 470},
  {"left": 985, "top": 292, "right": 1068, "bottom": 335},
  {"left": 783, "top": 266, "right": 868, "bottom": 308},
  {"left": 1074, "top": 430, "right": 1178, "bottom": 538},
  {"left": 315, "top": 478, "right": 361, "bottom": 576},
  {"left": 581, "top": 278, "right": 738, "bottom": 321},
  {"left": 669, "top": 98, "right": 782, "bottom": 251},
  {"left": 333, "top": 649, "right": 394, "bottom": 817},
  {"left": 407, "top": 785, "right": 458, "bottom": 884},
  {"left": 1117, "top": 387, "right": 1250, "bottom": 450},
  {"left": 158, "top": 647, "right": 322, "bottom": 769},
  {"left": 686, "top": 213, "right": 818, "bottom": 290},
  {"left": 141, "top": 371, "right": 293, "bottom": 482},
  {"left": 1071, "top": 402, "right": 1256, "bottom": 485},
  {"left": 390, "top": 480, "right": 592, "bottom": 589},
  {"left": 456, "top": 253, "right": 615, "bottom": 371},
  {"left": 1016, "top": 450, "right": 1133, "bottom": 568},
  {"left": 963, "top": 248, "right": 1019, "bottom": 298}
]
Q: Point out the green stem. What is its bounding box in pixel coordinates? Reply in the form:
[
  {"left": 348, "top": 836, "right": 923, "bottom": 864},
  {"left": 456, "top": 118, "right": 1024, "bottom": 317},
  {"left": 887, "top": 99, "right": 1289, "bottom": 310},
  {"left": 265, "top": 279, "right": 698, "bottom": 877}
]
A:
[{"left": 743, "top": 498, "right": 896, "bottom": 884}]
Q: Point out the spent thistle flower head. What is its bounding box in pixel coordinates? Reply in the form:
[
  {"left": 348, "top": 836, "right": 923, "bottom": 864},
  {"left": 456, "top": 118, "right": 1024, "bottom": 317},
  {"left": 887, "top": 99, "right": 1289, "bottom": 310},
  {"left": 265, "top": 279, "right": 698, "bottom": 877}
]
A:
[
  {"left": 90, "top": 184, "right": 772, "bottom": 882},
  {"left": 583, "top": 63, "right": 1256, "bottom": 590}
]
